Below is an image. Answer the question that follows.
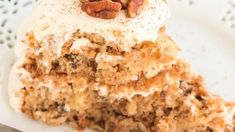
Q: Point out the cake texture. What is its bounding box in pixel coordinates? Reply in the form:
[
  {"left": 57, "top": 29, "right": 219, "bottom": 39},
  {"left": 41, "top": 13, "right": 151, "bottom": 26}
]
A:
[{"left": 8, "top": 0, "right": 235, "bottom": 131}]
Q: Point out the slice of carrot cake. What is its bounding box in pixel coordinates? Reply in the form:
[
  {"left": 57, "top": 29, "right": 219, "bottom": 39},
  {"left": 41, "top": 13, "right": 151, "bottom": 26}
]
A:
[{"left": 8, "top": 0, "right": 235, "bottom": 131}]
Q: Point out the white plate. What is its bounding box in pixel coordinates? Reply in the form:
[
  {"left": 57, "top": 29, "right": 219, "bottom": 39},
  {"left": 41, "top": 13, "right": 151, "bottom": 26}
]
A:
[{"left": 0, "top": 0, "right": 235, "bottom": 131}]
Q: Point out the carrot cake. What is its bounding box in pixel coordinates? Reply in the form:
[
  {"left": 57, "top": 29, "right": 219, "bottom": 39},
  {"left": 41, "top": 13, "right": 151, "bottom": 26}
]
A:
[{"left": 8, "top": 0, "right": 235, "bottom": 131}]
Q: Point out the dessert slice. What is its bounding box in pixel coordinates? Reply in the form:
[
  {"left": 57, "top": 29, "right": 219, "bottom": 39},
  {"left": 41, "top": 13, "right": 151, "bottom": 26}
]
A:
[{"left": 8, "top": 0, "right": 235, "bottom": 131}]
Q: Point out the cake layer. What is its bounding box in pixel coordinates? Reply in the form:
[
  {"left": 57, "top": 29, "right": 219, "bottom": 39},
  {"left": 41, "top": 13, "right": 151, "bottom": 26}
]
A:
[
  {"left": 17, "top": 29, "right": 178, "bottom": 85},
  {"left": 10, "top": 60, "right": 235, "bottom": 131}
]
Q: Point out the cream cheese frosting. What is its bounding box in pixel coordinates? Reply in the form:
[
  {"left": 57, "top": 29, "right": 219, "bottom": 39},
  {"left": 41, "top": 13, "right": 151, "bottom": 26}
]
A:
[
  {"left": 8, "top": 58, "right": 31, "bottom": 112},
  {"left": 17, "top": 0, "right": 170, "bottom": 56}
]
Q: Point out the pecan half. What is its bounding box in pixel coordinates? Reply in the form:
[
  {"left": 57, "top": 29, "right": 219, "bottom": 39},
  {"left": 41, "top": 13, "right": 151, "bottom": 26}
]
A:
[
  {"left": 127, "top": 0, "right": 144, "bottom": 18},
  {"left": 81, "top": 1, "right": 122, "bottom": 19}
]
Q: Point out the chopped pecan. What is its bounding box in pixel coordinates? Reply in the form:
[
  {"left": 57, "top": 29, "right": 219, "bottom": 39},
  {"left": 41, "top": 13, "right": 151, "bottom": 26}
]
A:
[
  {"left": 127, "top": 0, "right": 144, "bottom": 18},
  {"left": 81, "top": 1, "right": 122, "bottom": 19}
]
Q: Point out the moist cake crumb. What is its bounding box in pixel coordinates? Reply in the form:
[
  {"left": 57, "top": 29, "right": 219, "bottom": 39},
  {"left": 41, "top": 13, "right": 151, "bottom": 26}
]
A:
[{"left": 18, "top": 60, "right": 235, "bottom": 131}]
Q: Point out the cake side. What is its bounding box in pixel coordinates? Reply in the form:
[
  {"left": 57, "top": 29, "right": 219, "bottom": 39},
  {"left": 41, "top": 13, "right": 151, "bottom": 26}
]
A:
[
  {"left": 16, "top": 29, "right": 178, "bottom": 86},
  {"left": 12, "top": 59, "right": 235, "bottom": 131}
]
